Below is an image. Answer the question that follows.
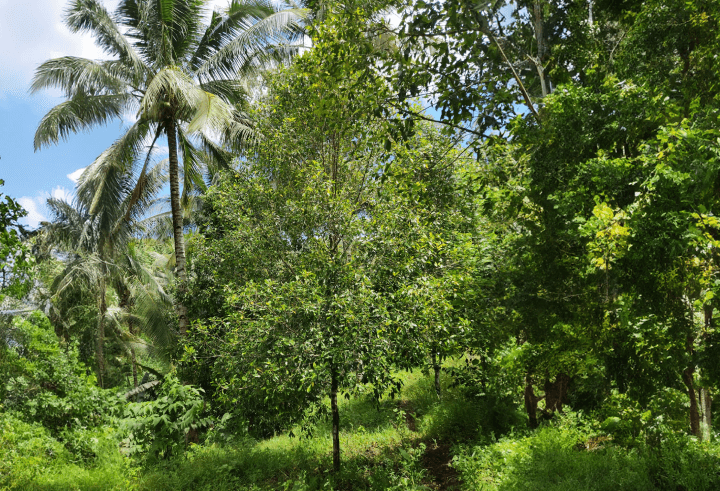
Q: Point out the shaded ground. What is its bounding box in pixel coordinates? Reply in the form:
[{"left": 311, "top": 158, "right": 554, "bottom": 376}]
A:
[
  {"left": 397, "top": 399, "right": 462, "bottom": 489},
  {"left": 422, "top": 440, "right": 461, "bottom": 490}
]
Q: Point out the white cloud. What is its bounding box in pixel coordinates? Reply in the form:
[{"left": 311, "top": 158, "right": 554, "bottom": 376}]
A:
[
  {"left": 50, "top": 185, "right": 73, "bottom": 203},
  {"left": 17, "top": 186, "right": 74, "bottom": 229},
  {"left": 0, "top": 0, "right": 120, "bottom": 100},
  {"left": 153, "top": 145, "right": 169, "bottom": 156},
  {"left": 67, "top": 167, "right": 86, "bottom": 183},
  {"left": 0, "top": 0, "right": 233, "bottom": 101},
  {"left": 17, "top": 196, "right": 46, "bottom": 229}
]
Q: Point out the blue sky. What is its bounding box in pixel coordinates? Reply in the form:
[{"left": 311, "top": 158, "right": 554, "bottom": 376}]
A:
[{"left": 0, "top": 0, "right": 224, "bottom": 228}]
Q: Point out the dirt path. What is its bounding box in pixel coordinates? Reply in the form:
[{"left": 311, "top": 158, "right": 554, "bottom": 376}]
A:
[
  {"left": 422, "top": 440, "right": 462, "bottom": 490},
  {"left": 396, "top": 400, "right": 462, "bottom": 489}
]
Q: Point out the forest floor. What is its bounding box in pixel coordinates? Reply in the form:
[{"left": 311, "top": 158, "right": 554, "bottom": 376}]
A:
[{"left": 9, "top": 367, "right": 720, "bottom": 490}]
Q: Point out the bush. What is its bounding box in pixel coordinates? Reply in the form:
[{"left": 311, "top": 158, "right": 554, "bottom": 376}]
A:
[
  {"left": 0, "top": 411, "right": 69, "bottom": 489},
  {"left": 453, "top": 414, "right": 654, "bottom": 491},
  {"left": 121, "top": 374, "right": 211, "bottom": 461},
  {"left": 647, "top": 436, "right": 720, "bottom": 490},
  {"left": 0, "top": 312, "right": 119, "bottom": 434}
]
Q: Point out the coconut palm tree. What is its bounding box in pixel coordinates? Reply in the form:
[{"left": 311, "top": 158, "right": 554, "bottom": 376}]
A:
[
  {"left": 39, "top": 155, "right": 169, "bottom": 387},
  {"left": 32, "top": 0, "right": 308, "bottom": 333}
]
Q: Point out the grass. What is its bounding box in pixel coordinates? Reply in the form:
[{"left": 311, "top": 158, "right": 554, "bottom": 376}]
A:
[
  {"left": 137, "top": 367, "right": 455, "bottom": 490},
  {"left": 6, "top": 365, "right": 720, "bottom": 490}
]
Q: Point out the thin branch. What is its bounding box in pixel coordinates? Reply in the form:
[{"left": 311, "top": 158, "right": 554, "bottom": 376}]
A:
[{"left": 389, "top": 103, "right": 487, "bottom": 138}]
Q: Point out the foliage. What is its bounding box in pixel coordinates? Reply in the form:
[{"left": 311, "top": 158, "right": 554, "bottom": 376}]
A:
[
  {"left": 32, "top": 0, "right": 309, "bottom": 337},
  {"left": 183, "top": 6, "right": 474, "bottom": 463},
  {"left": 0, "top": 411, "right": 70, "bottom": 490},
  {"left": 10, "top": 0, "right": 720, "bottom": 487},
  {"left": 0, "top": 312, "right": 119, "bottom": 434},
  {"left": 121, "top": 374, "right": 210, "bottom": 461},
  {"left": 0, "top": 179, "right": 33, "bottom": 300},
  {"left": 0, "top": 411, "right": 135, "bottom": 490},
  {"left": 453, "top": 412, "right": 720, "bottom": 491}
]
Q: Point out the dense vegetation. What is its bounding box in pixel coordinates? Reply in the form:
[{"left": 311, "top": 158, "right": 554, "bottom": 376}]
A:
[{"left": 2, "top": 0, "right": 720, "bottom": 489}]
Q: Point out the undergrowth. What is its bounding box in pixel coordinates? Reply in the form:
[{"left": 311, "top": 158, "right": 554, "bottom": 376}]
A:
[{"left": 4, "top": 367, "right": 720, "bottom": 490}]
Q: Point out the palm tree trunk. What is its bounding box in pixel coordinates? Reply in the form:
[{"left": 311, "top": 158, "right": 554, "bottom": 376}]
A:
[
  {"left": 97, "top": 275, "right": 107, "bottom": 388},
  {"left": 166, "top": 118, "right": 189, "bottom": 335}
]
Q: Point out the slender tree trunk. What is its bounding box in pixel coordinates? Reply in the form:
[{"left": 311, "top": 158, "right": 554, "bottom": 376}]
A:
[
  {"left": 533, "top": 1, "right": 551, "bottom": 97},
  {"left": 118, "top": 282, "right": 138, "bottom": 393},
  {"left": 330, "top": 365, "right": 341, "bottom": 473},
  {"left": 431, "top": 352, "right": 442, "bottom": 400},
  {"left": 166, "top": 118, "right": 189, "bottom": 335},
  {"left": 683, "top": 366, "right": 701, "bottom": 437},
  {"left": 96, "top": 276, "right": 107, "bottom": 388},
  {"left": 524, "top": 376, "right": 543, "bottom": 429},
  {"left": 130, "top": 346, "right": 138, "bottom": 387},
  {"left": 699, "top": 308, "right": 713, "bottom": 441},
  {"left": 699, "top": 387, "right": 712, "bottom": 442}
]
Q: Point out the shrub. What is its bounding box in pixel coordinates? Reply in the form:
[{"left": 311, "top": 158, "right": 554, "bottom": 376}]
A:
[
  {"left": 1, "top": 312, "right": 119, "bottom": 434},
  {"left": 121, "top": 374, "right": 211, "bottom": 461}
]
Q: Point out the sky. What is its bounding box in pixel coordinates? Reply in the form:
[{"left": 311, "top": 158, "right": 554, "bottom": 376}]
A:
[{"left": 0, "top": 0, "right": 226, "bottom": 228}]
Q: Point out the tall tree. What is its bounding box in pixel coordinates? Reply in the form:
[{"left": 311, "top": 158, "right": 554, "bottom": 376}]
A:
[
  {"left": 32, "top": 0, "right": 307, "bottom": 334},
  {"left": 39, "top": 155, "right": 168, "bottom": 387},
  {"left": 182, "top": 7, "right": 461, "bottom": 471}
]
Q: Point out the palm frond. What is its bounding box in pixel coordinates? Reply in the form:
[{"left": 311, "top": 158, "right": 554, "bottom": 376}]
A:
[
  {"left": 76, "top": 120, "right": 152, "bottom": 217},
  {"left": 123, "top": 379, "right": 161, "bottom": 399},
  {"left": 191, "top": 0, "right": 283, "bottom": 74},
  {"left": 31, "top": 57, "right": 131, "bottom": 98},
  {"left": 177, "top": 131, "right": 207, "bottom": 201},
  {"left": 140, "top": 66, "right": 199, "bottom": 118},
  {"left": 34, "top": 93, "right": 132, "bottom": 150},
  {"left": 114, "top": 126, "right": 167, "bottom": 231},
  {"left": 194, "top": 4, "right": 308, "bottom": 81},
  {"left": 185, "top": 89, "right": 235, "bottom": 134},
  {"left": 119, "top": 158, "right": 169, "bottom": 235},
  {"left": 199, "top": 79, "right": 248, "bottom": 105},
  {"left": 128, "top": 269, "right": 176, "bottom": 351},
  {"left": 65, "top": 0, "right": 147, "bottom": 75}
]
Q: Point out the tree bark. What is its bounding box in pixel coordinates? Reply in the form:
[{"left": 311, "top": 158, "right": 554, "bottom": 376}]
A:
[
  {"left": 330, "top": 366, "right": 341, "bottom": 472},
  {"left": 699, "top": 307, "right": 713, "bottom": 441},
  {"left": 118, "top": 282, "right": 138, "bottom": 392},
  {"left": 166, "top": 118, "right": 189, "bottom": 335},
  {"left": 432, "top": 352, "right": 442, "bottom": 400},
  {"left": 699, "top": 386, "right": 712, "bottom": 442},
  {"left": 683, "top": 366, "right": 701, "bottom": 438},
  {"left": 533, "top": 1, "right": 550, "bottom": 97}
]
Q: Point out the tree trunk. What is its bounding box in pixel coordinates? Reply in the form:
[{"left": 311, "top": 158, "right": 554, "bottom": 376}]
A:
[
  {"left": 544, "top": 373, "right": 570, "bottom": 414},
  {"left": 682, "top": 366, "right": 701, "bottom": 438},
  {"left": 699, "top": 308, "right": 713, "bottom": 441},
  {"left": 330, "top": 366, "right": 341, "bottom": 472},
  {"left": 533, "top": 0, "right": 550, "bottom": 97},
  {"left": 166, "top": 118, "right": 189, "bottom": 335},
  {"left": 118, "top": 282, "right": 138, "bottom": 392},
  {"left": 96, "top": 276, "right": 107, "bottom": 388},
  {"left": 524, "top": 376, "right": 543, "bottom": 429},
  {"left": 699, "top": 387, "right": 712, "bottom": 442},
  {"left": 130, "top": 346, "right": 138, "bottom": 388},
  {"left": 432, "top": 352, "right": 442, "bottom": 400}
]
